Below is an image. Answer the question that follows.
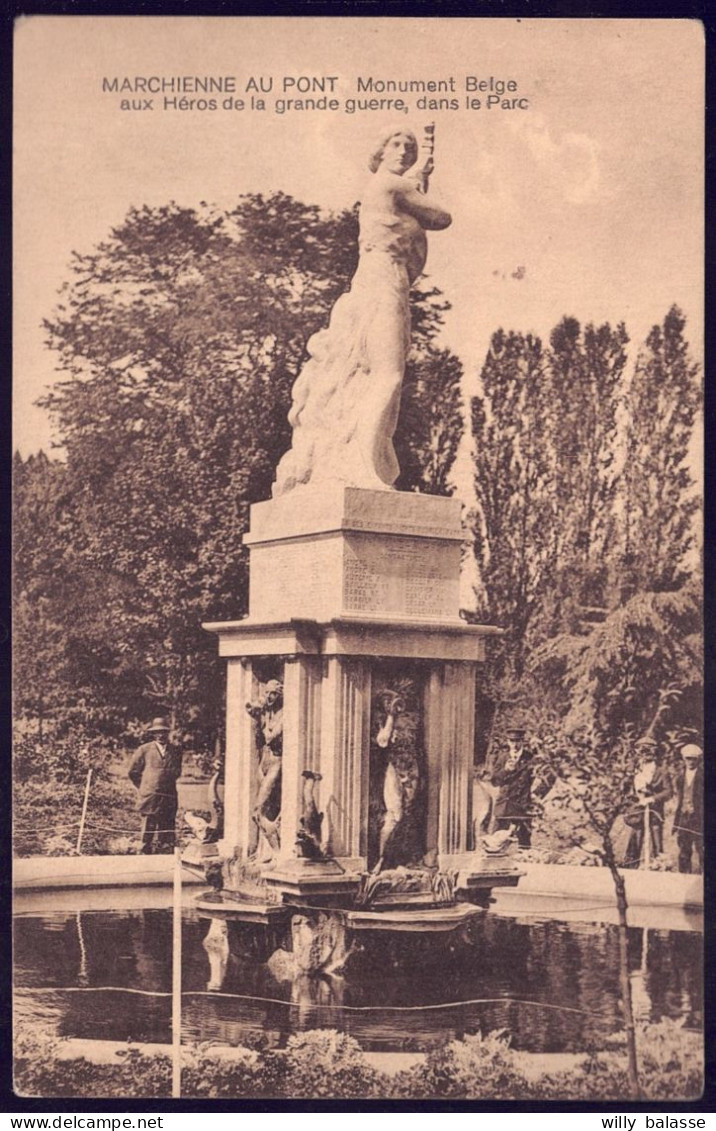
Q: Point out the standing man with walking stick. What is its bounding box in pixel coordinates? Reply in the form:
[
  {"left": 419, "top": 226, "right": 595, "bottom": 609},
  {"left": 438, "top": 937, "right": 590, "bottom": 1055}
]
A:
[
  {"left": 673, "top": 743, "right": 703, "bottom": 873},
  {"left": 128, "top": 716, "right": 182, "bottom": 854}
]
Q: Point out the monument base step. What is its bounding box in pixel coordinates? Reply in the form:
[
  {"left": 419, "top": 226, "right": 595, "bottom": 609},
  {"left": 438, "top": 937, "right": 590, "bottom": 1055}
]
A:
[
  {"left": 264, "top": 863, "right": 362, "bottom": 903},
  {"left": 194, "top": 891, "right": 289, "bottom": 925},
  {"left": 345, "top": 902, "right": 484, "bottom": 932}
]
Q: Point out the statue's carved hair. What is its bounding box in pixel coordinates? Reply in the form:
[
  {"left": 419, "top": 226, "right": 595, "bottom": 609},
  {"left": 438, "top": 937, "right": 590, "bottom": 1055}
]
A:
[{"left": 368, "top": 127, "right": 418, "bottom": 173}]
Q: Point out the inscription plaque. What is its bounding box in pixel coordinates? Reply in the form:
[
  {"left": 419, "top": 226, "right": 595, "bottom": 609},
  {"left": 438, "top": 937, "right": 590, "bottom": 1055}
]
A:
[{"left": 343, "top": 534, "right": 459, "bottom": 619}]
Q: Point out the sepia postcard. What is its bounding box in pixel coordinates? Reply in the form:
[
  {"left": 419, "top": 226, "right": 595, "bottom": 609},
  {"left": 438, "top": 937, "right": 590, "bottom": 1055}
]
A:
[{"left": 12, "top": 16, "right": 705, "bottom": 1105}]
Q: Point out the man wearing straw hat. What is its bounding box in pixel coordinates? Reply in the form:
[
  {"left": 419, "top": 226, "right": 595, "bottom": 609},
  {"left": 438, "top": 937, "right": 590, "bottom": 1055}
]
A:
[
  {"left": 128, "top": 716, "right": 183, "bottom": 854},
  {"left": 623, "top": 736, "right": 672, "bottom": 866}
]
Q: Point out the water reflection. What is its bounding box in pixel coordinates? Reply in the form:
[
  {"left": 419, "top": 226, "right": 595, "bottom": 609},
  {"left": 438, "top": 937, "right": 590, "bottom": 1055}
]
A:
[
  {"left": 14, "top": 907, "right": 702, "bottom": 1055},
  {"left": 203, "top": 918, "right": 231, "bottom": 991},
  {"left": 630, "top": 927, "right": 702, "bottom": 1029}
]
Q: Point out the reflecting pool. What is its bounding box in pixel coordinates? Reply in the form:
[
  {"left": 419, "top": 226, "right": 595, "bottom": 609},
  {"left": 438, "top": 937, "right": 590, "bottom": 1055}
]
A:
[{"left": 14, "top": 890, "right": 702, "bottom": 1054}]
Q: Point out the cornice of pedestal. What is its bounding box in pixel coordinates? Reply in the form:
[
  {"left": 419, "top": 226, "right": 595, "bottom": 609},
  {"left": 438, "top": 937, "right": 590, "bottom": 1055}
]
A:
[
  {"left": 202, "top": 614, "right": 503, "bottom": 660},
  {"left": 244, "top": 484, "right": 464, "bottom": 546}
]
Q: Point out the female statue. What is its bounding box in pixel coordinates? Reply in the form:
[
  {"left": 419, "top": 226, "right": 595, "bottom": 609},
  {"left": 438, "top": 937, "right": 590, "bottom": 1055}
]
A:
[
  {"left": 245, "top": 679, "right": 283, "bottom": 861},
  {"left": 272, "top": 125, "right": 452, "bottom": 496}
]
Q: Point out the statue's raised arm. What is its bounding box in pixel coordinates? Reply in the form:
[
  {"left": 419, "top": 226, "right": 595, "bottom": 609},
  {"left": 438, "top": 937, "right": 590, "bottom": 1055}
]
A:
[{"left": 272, "top": 125, "right": 452, "bottom": 497}]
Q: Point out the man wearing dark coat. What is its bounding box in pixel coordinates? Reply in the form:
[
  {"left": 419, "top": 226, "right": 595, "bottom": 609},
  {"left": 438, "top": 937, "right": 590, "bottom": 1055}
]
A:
[
  {"left": 673, "top": 743, "right": 703, "bottom": 874},
  {"left": 128, "top": 717, "right": 182, "bottom": 854},
  {"left": 491, "top": 728, "right": 535, "bottom": 848}
]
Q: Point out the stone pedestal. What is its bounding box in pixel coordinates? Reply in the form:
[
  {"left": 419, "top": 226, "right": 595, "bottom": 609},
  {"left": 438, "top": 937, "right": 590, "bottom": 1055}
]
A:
[
  {"left": 244, "top": 484, "right": 463, "bottom": 623},
  {"left": 204, "top": 485, "right": 500, "bottom": 891}
]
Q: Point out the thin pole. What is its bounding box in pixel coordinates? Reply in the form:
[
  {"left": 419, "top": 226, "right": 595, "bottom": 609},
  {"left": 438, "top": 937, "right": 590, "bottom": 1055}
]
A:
[
  {"left": 76, "top": 769, "right": 93, "bottom": 855},
  {"left": 172, "top": 846, "right": 182, "bottom": 1099},
  {"left": 643, "top": 804, "right": 651, "bottom": 869}
]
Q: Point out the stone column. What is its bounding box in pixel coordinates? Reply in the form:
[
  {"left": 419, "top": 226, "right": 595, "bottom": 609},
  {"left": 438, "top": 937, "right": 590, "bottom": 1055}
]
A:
[
  {"left": 220, "top": 657, "right": 259, "bottom": 860},
  {"left": 318, "top": 656, "right": 372, "bottom": 866},
  {"left": 277, "top": 655, "right": 323, "bottom": 864},
  {"left": 424, "top": 661, "right": 477, "bottom": 861}
]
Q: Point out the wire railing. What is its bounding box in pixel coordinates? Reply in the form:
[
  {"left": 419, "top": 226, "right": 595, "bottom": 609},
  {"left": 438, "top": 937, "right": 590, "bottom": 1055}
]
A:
[
  {"left": 12, "top": 983, "right": 633, "bottom": 1021},
  {"left": 14, "top": 774, "right": 703, "bottom": 876}
]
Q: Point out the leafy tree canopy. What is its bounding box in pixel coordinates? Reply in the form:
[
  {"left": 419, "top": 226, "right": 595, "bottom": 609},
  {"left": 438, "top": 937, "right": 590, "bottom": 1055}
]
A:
[{"left": 17, "top": 194, "right": 464, "bottom": 761}]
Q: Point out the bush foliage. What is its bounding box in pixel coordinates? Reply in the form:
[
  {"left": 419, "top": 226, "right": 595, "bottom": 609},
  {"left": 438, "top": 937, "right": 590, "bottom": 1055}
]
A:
[{"left": 14, "top": 1023, "right": 702, "bottom": 1101}]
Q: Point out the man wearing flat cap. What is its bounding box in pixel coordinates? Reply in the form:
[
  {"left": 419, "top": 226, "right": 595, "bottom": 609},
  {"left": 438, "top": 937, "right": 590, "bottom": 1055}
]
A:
[
  {"left": 673, "top": 743, "right": 703, "bottom": 873},
  {"left": 128, "top": 716, "right": 183, "bottom": 854}
]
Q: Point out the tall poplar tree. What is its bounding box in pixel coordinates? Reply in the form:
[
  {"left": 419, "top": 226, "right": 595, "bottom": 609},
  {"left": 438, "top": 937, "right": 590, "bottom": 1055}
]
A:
[
  {"left": 621, "top": 305, "right": 701, "bottom": 595},
  {"left": 545, "top": 317, "right": 628, "bottom": 625},
  {"left": 471, "top": 329, "right": 554, "bottom": 676}
]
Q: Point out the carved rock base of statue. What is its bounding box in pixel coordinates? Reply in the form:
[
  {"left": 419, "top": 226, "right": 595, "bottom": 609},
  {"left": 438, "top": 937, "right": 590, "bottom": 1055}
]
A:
[{"left": 181, "top": 839, "right": 222, "bottom": 876}]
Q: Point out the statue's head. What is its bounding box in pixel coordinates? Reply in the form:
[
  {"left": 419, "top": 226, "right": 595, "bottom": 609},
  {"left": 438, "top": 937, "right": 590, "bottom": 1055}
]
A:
[
  {"left": 262, "top": 679, "right": 283, "bottom": 710},
  {"left": 369, "top": 127, "right": 418, "bottom": 174}
]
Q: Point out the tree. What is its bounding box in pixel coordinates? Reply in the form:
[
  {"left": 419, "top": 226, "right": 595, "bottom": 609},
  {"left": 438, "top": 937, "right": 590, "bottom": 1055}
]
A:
[
  {"left": 471, "top": 318, "right": 628, "bottom": 667},
  {"left": 621, "top": 305, "right": 701, "bottom": 595},
  {"left": 27, "top": 194, "right": 463, "bottom": 753},
  {"left": 529, "top": 668, "right": 695, "bottom": 1100},
  {"left": 13, "top": 452, "right": 70, "bottom": 740},
  {"left": 526, "top": 310, "right": 702, "bottom": 743},
  {"left": 470, "top": 329, "right": 554, "bottom": 677},
  {"left": 395, "top": 347, "right": 464, "bottom": 495},
  {"left": 468, "top": 307, "right": 702, "bottom": 1091},
  {"left": 531, "top": 577, "right": 701, "bottom": 746},
  {"left": 527, "top": 308, "right": 701, "bottom": 1089},
  {"left": 545, "top": 317, "right": 628, "bottom": 625},
  {"left": 538, "top": 726, "right": 646, "bottom": 1096}
]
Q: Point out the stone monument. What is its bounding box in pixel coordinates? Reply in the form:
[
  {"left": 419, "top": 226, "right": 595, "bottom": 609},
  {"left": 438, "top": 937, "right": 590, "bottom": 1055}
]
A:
[{"left": 203, "top": 125, "right": 512, "bottom": 918}]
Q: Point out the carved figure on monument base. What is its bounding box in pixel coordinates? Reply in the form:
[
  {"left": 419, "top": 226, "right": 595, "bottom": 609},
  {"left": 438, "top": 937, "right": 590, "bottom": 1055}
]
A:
[
  {"left": 295, "top": 769, "right": 326, "bottom": 859},
  {"left": 184, "top": 764, "right": 225, "bottom": 844},
  {"left": 245, "top": 678, "right": 284, "bottom": 863},
  {"left": 370, "top": 682, "right": 425, "bottom": 873},
  {"left": 356, "top": 866, "right": 457, "bottom": 909}
]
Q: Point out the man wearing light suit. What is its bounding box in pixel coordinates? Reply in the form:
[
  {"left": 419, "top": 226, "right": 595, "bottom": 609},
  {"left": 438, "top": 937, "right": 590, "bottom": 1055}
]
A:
[{"left": 128, "top": 717, "right": 182, "bottom": 854}]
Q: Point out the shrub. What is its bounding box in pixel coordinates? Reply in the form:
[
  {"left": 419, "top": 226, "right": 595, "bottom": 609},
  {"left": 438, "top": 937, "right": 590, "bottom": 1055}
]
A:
[
  {"left": 525, "top": 1054, "right": 631, "bottom": 1101},
  {"left": 391, "top": 1030, "right": 530, "bottom": 1099},
  {"left": 282, "top": 1030, "right": 383, "bottom": 1099},
  {"left": 181, "top": 1046, "right": 266, "bottom": 1099},
  {"left": 14, "top": 731, "right": 123, "bottom": 785},
  {"left": 13, "top": 1022, "right": 702, "bottom": 1101},
  {"left": 526, "top": 1021, "right": 702, "bottom": 1101},
  {"left": 14, "top": 1035, "right": 171, "bottom": 1099},
  {"left": 633, "top": 1020, "right": 702, "bottom": 1101}
]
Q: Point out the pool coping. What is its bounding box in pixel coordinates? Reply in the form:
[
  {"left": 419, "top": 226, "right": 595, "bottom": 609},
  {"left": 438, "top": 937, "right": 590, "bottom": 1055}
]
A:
[
  {"left": 13, "top": 854, "right": 205, "bottom": 889},
  {"left": 13, "top": 855, "right": 704, "bottom": 908}
]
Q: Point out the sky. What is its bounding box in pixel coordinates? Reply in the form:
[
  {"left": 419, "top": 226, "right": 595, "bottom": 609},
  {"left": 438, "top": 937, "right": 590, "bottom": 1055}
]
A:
[{"left": 13, "top": 16, "right": 704, "bottom": 459}]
